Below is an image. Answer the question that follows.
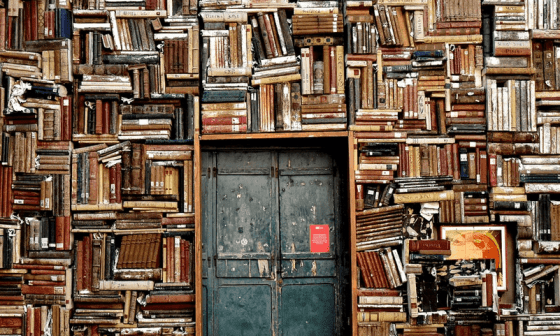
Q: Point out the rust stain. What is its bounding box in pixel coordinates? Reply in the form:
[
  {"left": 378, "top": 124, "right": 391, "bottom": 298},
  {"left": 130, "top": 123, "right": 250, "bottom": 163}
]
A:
[{"left": 311, "top": 260, "right": 317, "bottom": 276}]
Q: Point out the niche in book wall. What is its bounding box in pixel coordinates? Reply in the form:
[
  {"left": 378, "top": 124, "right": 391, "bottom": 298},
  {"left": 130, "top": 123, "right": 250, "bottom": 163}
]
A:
[
  {"left": 521, "top": 260, "right": 560, "bottom": 314},
  {"left": 296, "top": 40, "right": 346, "bottom": 131},
  {"left": 436, "top": 223, "right": 516, "bottom": 305},
  {"left": 118, "top": 98, "right": 195, "bottom": 141}
]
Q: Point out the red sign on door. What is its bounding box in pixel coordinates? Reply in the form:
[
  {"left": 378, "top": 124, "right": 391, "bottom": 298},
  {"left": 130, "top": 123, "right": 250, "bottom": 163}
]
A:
[{"left": 310, "top": 225, "right": 330, "bottom": 253}]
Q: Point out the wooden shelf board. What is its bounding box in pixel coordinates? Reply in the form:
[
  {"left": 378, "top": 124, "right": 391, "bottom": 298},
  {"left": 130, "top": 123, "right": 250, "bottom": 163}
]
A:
[{"left": 201, "top": 131, "right": 349, "bottom": 140}]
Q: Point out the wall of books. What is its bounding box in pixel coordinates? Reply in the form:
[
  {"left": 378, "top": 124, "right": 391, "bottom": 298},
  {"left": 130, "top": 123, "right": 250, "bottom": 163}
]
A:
[{"left": 0, "top": 0, "right": 558, "bottom": 334}]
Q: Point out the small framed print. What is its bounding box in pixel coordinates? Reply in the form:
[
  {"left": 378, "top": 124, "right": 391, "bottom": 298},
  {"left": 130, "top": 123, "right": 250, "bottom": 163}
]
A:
[{"left": 440, "top": 225, "right": 507, "bottom": 291}]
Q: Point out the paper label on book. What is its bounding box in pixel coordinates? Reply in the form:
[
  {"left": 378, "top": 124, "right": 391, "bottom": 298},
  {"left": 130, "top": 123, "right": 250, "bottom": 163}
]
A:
[
  {"left": 470, "top": 142, "right": 476, "bottom": 148},
  {"left": 497, "top": 167, "right": 502, "bottom": 176},
  {"left": 41, "top": 238, "right": 48, "bottom": 249},
  {"left": 139, "top": 119, "right": 149, "bottom": 125},
  {"left": 490, "top": 158, "right": 496, "bottom": 165},
  {"left": 45, "top": 199, "right": 49, "bottom": 208},
  {"left": 368, "top": 190, "right": 374, "bottom": 195},
  {"left": 56, "top": 243, "right": 63, "bottom": 248},
  {"left": 383, "top": 171, "right": 390, "bottom": 176},
  {"left": 14, "top": 199, "right": 24, "bottom": 205},
  {"left": 232, "top": 125, "right": 240, "bottom": 132},
  {"left": 111, "top": 184, "right": 116, "bottom": 194},
  {"left": 310, "top": 225, "right": 330, "bottom": 253},
  {"left": 232, "top": 118, "right": 240, "bottom": 124},
  {"left": 395, "top": 132, "right": 402, "bottom": 138},
  {"left": 515, "top": 203, "right": 520, "bottom": 208},
  {"left": 34, "top": 237, "right": 39, "bottom": 244},
  {"left": 439, "top": 193, "right": 447, "bottom": 198}
]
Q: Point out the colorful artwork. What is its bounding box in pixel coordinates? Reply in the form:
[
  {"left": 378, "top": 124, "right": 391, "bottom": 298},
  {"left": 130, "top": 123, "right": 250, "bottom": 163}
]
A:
[{"left": 441, "top": 225, "right": 507, "bottom": 291}]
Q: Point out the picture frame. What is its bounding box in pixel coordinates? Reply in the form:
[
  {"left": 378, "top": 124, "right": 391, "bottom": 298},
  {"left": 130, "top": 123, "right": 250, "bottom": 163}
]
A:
[{"left": 440, "top": 225, "right": 507, "bottom": 291}]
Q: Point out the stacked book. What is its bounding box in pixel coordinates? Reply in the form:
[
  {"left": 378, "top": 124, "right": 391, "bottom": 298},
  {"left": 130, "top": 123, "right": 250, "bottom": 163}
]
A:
[
  {"left": 355, "top": 205, "right": 404, "bottom": 251},
  {"left": 356, "top": 248, "right": 406, "bottom": 289}
]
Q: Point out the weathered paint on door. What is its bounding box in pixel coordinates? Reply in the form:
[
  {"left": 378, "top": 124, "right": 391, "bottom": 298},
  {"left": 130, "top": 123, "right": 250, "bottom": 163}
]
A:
[{"left": 202, "top": 149, "right": 345, "bottom": 335}]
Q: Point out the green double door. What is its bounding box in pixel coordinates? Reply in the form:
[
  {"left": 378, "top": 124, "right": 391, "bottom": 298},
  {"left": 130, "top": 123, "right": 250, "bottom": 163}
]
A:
[{"left": 202, "top": 148, "right": 347, "bottom": 335}]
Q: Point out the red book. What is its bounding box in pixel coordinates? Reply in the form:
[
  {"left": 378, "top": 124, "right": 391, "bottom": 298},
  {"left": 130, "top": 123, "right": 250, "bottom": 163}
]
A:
[
  {"left": 480, "top": 150, "right": 488, "bottom": 185},
  {"left": 76, "top": 240, "right": 83, "bottom": 291},
  {"left": 23, "top": 1, "right": 31, "bottom": 42},
  {"left": 0, "top": 295, "right": 24, "bottom": 301},
  {"left": 146, "top": 0, "right": 156, "bottom": 10},
  {"left": 83, "top": 235, "right": 92, "bottom": 292},
  {"left": 60, "top": 97, "right": 72, "bottom": 141},
  {"left": 185, "top": 240, "right": 192, "bottom": 285},
  {"left": 95, "top": 100, "right": 103, "bottom": 135},
  {"left": 26, "top": 280, "right": 66, "bottom": 286},
  {"left": 6, "top": 167, "right": 12, "bottom": 218},
  {"left": 409, "top": 240, "right": 450, "bottom": 252},
  {"left": 161, "top": 217, "right": 194, "bottom": 226},
  {"left": 64, "top": 216, "right": 71, "bottom": 250},
  {"left": 489, "top": 153, "right": 497, "bottom": 187},
  {"left": 356, "top": 253, "right": 373, "bottom": 288},
  {"left": 486, "top": 273, "right": 493, "bottom": 307},
  {"left": 25, "top": 309, "right": 32, "bottom": 335},
  {"left": 30, "top": 270, "right": 65, "bottom": 275},
  {"left": 109, "top": 166, "right": 117, "bottom": 203},
  {"left": 0, "top": 167, "right": 3, "bottom": 217},
  {"left": 31, "top": 0, "right": 38, "bottom": 41},
  {"left": 55, "top": 217, "right": 64, "bottom": 251},
  {"left": 6, "top": 17, "right": 12, "bottom": 50},
  {"left": 142, "top": 302, "right": 195, "bottom": 310},
  {"left": 356, "top": 288, "right": 400, "bottom": 296},
  {"left": 146, "top": 293, "right": 195, "bottom": 304},
  {"left": 180, "top": 240, "right": 186, "bottom": 283},
  {"left": 167, "top": 236, "right": 174, "bottom": 283},
  {"left": 103, "top": 101, "right": 110, "bottom": 134},
  {"left": 33, "top": 307, "right": 40, "bottom": 336}
]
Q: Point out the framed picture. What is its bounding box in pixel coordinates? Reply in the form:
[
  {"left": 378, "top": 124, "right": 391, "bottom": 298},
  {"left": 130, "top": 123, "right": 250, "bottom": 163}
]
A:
[{"left": 440, "top": 225, "right": 507, "bottom": 291}]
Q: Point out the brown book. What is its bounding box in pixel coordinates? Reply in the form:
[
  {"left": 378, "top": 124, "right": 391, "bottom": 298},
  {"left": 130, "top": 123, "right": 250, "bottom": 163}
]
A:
[
  {"left": 543, "top": 40, "right": 555, "bottom": 90},
  {"left": 95, "top": 100, "right": 103, "bottom": 135},
  {"left": 91, "top": 236, "right": 102, "bottom": 291},
  {"left": 409, "top": 240, "right": 450, "bottom": 251},
  {"left": 88, "top": 152, "right": 98, "bottom": 205}
]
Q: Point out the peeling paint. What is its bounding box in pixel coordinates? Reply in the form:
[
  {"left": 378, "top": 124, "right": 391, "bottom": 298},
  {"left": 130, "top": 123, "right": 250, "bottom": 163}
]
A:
[{"left": 311, "top": 261, "right": 317, "bottom": 276}]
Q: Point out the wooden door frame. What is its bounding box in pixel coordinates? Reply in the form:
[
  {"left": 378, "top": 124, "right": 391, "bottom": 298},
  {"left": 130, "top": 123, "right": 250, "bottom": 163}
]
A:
[{"left": 199, "top": 140, "right": 351, "bottom": 336}]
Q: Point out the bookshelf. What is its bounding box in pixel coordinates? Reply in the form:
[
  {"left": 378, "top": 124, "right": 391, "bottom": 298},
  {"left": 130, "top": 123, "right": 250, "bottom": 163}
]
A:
[{"left": 1, "top": 0, "right": 560, "bottom": 334}]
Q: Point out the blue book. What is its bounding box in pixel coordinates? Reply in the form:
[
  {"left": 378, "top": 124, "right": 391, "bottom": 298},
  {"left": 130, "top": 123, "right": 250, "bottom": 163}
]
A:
[
  {"left": 57, "top": 9, "right": 73, "bottom": 39},
  {"left": 459, "top": 149, "right": 469, "bottom": 179},
  {"left": 202, "top": 90, "right": 245, "bottom": 103}
]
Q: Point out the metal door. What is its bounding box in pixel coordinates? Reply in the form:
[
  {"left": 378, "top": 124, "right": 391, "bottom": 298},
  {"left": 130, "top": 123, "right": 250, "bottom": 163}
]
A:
[{"left": 202, "top": 149, "right": 344, "bottom": 336}]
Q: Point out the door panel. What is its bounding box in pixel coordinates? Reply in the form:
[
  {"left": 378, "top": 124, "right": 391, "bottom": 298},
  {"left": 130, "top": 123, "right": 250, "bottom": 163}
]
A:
[
  {"left": 204, "top": 149, "right": 344, "bottom": 336},
  {"left": 217, "top": 285, "right": 273, "bottom": 336},
  {"left": 216, "top": 172, "right": 274, "bottom": 278},
  {"left": 280, "top": 283, "right": 336, "bottom": 336}
]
